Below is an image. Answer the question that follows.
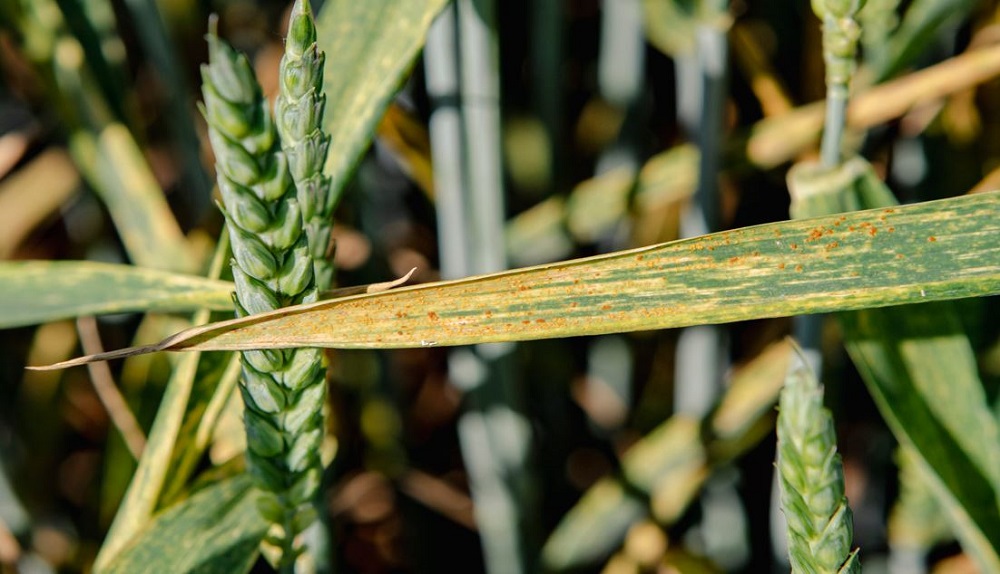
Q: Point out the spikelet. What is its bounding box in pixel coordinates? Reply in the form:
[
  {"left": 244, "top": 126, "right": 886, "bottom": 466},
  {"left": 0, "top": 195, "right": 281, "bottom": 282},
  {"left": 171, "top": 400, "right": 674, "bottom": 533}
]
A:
[
  {"left": 201, "top": 16, "right": 326, "bottom": 566},
  {"left": 275, "top": 0, "right": 336, "bottom": 291},
  {"left": 777, "top": 352, "right": 861, "bottom": 574}
]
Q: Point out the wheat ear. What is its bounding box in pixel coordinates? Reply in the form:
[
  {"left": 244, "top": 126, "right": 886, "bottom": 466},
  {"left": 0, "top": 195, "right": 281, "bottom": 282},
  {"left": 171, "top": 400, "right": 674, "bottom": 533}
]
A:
[
  {"left": 777, "top": 350, "right": 861, "bottom": 573},
  {"left": 201, "top": 18, "right": 326, "bottom": 568},
  {"left": 275, "top": 0, "right": 336, "bottom": 291}
]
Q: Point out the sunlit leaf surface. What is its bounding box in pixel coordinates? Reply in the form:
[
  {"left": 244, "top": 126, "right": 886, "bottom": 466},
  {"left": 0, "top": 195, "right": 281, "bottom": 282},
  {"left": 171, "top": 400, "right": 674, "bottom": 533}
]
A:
[{"left": 37, "top": 191, "right": 1000, "bottom": 368}]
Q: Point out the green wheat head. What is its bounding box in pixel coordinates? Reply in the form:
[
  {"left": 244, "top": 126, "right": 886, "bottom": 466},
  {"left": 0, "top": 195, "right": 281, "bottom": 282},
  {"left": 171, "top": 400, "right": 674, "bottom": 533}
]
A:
[
  {"left": 777, "top": 351, "right": 861, "bottom": 574},
  {"left": 275, "top": 0, "right": 336, "bottom": 291},
  {"left": 201, "top": 7, "right": 328, "bottom": 564}
]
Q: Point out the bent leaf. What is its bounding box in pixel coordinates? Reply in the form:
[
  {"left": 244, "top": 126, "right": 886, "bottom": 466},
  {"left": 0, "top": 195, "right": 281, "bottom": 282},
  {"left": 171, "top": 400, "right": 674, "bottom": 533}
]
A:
[
  {"left": 102, "top": 474, "right": 267, "bottom": 574},
  {"left": 32, "top": 191, "right": 1000, "bottom": 369},
  {"left": 317, "top": 0, "right": 449, "bottom": 207},
  {"left": 0, "top": 261, "right": 234, "bottom": 329}
]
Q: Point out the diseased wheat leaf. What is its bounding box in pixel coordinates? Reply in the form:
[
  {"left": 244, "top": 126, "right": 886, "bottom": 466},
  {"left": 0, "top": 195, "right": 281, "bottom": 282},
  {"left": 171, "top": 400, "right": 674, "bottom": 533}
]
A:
[
  {"left": 33, "top": 191, "right": 1000, "bottom": 369},
  {"left": 789, "top": 158, "right": 1000, "bottom": 572}
]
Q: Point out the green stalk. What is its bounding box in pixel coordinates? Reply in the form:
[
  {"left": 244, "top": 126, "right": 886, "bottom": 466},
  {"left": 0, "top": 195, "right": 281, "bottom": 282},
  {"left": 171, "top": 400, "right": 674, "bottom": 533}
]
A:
[
  {"left": 777, "top": 349, "right": 860, "bottom": 573},
  {"left": 275, "top": 0, "right": 336, "bottom": 291},
  {"left": 813, "top": 0, "right": 866, "bottom": 168},
  {"left": 201, "top": 17, "right": 325, "bottom": 570}
]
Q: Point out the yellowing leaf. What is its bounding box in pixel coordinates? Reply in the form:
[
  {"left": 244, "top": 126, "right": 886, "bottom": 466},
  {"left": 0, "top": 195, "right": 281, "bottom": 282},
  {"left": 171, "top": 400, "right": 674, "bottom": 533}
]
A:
[{"left": 34, "top": 191, "right": 1000, "bottom": 369}]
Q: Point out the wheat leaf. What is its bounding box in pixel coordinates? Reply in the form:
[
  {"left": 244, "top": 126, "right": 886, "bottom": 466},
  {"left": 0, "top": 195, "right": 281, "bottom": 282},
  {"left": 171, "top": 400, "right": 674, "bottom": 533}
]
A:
[{"left": 30, "top": 191, "right": 1000, "bottom": 370}]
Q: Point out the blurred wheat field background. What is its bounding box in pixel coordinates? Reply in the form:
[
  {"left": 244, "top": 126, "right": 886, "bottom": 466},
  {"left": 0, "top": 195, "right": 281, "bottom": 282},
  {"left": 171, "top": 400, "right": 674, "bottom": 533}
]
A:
[{"left": 0, "top": 0, "right": 999, "bottom": 572}]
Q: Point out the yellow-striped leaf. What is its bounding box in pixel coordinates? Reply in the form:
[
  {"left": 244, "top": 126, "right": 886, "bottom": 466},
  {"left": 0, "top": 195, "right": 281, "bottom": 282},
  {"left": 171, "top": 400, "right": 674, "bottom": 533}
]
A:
[{"left": 35, "top": 191, "right": 1000, "bottom": 368}]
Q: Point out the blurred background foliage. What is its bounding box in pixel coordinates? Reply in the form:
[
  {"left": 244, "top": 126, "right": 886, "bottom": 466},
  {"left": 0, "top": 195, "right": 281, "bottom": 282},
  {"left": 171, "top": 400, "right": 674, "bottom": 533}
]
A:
[{"left": 0, "top": 0, "right": 999, "bottom": 572}]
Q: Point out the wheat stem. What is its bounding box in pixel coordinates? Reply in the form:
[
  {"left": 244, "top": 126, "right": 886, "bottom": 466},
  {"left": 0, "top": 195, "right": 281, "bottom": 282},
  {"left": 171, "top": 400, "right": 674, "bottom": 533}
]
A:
[{"left": 813, "top": 0, "right": 865, "bottom": 167}]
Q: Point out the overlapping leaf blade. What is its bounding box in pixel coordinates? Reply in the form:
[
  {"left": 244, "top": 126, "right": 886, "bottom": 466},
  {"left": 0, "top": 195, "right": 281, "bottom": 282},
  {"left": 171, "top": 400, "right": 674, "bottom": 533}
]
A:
[
  {"left": 0, "top": 261, "right": 233, "bottom": 329},
  {"left": 102, "top": 474, "right": 268, "bottom": 574},
  {"left": 789, "top": 158, "right": 1000, "bottom": 572},
  {"left": 36, "top": 191, "right": 1000, "bottom": 368}
]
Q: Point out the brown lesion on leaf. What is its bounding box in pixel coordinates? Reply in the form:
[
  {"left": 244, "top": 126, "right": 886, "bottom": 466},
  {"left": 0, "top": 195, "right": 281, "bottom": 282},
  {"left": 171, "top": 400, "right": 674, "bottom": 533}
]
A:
[
  {"left": 427, "top": 311, "right": 439, "bottom": 321},
  {"left": 928, "top": 236, "right": 937, "bottom": 242}
]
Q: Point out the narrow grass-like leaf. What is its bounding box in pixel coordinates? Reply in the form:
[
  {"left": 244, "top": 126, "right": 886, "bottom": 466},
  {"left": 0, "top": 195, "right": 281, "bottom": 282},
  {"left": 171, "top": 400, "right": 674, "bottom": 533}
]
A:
[
  {"left": 789, "top": 158, "right": 1000, "bottom": 572},
  {"left": 871, "top": 0, "right": 979, "bottom": 82},
  {"left": 33, "top": 191, "right": 1000, "bottom": 369},
  {"left": 0, "top": 149, "right": 80, "bottom": 258},
  {"left": 102, "top": 474, "right": 268, "bottom": 574},
  {"left": 316, "top": 0, "right": 449, "bottom": 205},
  {"left": 844, "top": 310, "right": 1000, "bottom": 571},
  {"left": 70, "top": 124, "right": 193, "bottom": 271},
  {"left": 94, "top": 237, "right": 231, "bottom": 571},
  {"left": 95, "top": 339, "right": 212, "bottom": 570},
  {"left": 9, "top": 0, "right": 193, "bottom": 272},
  {"left": 0, "top": 261, "right": 233, "bottom": 329}
]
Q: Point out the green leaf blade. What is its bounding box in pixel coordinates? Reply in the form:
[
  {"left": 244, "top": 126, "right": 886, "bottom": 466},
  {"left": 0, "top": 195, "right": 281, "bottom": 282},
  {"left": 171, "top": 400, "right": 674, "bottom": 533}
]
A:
[
  {"left": 316, "top": 0, "right": 449, "bottom": 205},
  {"left": 0, "top": 261, "right": 234, "bottom": 329},
  {"left": 102, "top": 475, "right": 268, "bottom": 574}
]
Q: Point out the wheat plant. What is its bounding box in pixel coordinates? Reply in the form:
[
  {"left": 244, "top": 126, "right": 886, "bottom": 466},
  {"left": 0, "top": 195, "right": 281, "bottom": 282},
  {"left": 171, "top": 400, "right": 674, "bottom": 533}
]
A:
[{"left": 201, "top": 7, "right": 327, "bottom": 568}]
